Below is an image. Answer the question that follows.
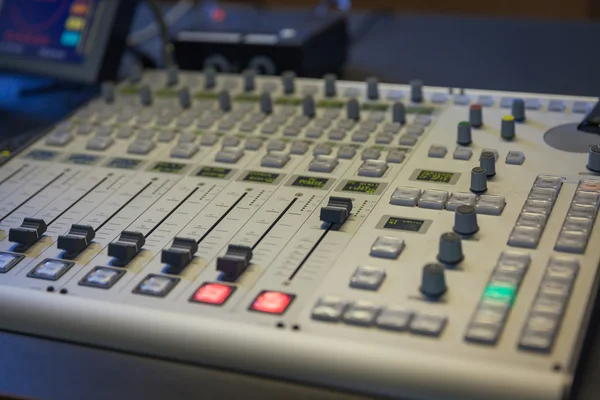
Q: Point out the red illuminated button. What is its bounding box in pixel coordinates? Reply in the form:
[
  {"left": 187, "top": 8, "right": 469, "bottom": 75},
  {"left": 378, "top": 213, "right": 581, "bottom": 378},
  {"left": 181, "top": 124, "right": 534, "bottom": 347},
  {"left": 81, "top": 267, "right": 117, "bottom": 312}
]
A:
[
  {"left": 191, "top": 282, "right": 236, "bottom": 306},
  {"left": 250, "top": 291, "right": 295, "bottom": 315}
]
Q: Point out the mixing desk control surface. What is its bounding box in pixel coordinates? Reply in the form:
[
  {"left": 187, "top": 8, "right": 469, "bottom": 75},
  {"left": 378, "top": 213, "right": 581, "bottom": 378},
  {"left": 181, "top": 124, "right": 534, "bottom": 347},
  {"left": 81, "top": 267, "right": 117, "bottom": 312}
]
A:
[{"left": 0, "top": 69, "right": 599, "bottom": 400}]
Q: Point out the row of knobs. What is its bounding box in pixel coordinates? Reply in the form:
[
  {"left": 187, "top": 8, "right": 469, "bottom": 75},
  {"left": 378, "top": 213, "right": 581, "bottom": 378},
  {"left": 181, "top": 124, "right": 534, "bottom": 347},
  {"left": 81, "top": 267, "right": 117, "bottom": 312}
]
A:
[{"left": 420, "top": 205, "right": 479, "bottom": 298}]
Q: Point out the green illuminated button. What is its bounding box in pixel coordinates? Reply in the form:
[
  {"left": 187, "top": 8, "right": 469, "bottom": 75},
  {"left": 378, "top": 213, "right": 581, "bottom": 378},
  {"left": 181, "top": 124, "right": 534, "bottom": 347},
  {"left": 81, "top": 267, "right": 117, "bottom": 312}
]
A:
[{"left": 483, "top": 282, "right": 517, "bottom": 304}]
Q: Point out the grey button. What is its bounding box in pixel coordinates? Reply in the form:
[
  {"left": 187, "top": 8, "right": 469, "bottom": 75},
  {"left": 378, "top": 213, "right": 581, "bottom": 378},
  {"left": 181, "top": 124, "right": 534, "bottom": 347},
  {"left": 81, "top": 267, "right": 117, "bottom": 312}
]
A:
[
  {"left": 338, "top": 119, "right": 356, "bottom": 130},
  {"left": 399, "top": 135, "right": 417, "bottom": 146},
  {"left": 361, "top": 148, "right": 381, "bottom": 160},
  {"left": 156, "top": 115, "right": 174, "bottom": 126},
  {"left": 215, "top": 148, "right": 244, "bottom": 163},
  {"left": 283, "top": 126, "right": 300, "bottom": 137},
  {"left": 306, "top": 127, "right": 324, "bottom": 138},
  {"left": 431, "top": 93, "right": 448, "bottom": 104},
  {"left": 471, "top": 303, "right": 508, "bottom": 326},
  {"left": 519, "top": 329, "right": 554, "bottom": 353},
  {"left": 323, "top": 109, "right": 340, "bottom": 119},
  {"left": 525, "top": 98, "right": 541, "bottom": 110},
  {"left": 313, "top": 144, "right": 332, "bottom": 156},
  {"left": 498, "top": 251, "right": 531, "bottom": 269},
  {"left": 376, "top": 306, "right": 414, "bottom": 331},
  {"left": 531, "top": 294, "right": 566, "bottom": 316},
  {"left": 506, "top": 151, "right": 525, "bottom": 165},
  {"left": 572, "top": 191, "right": 600, "bottom": 207},
  {"left": 338, "top": 146, "right": 356, "bottom": 159},
  {"left": 171, "top": 143, "right": 199, "bottom": 159},
  {"left": 563, "top": 216, "right": 593, "bottom": 233},
  {"left": 476, "top": 195, "right": 506, "bottom": 215},
  {"left": 546, "top": 256, "right": 579, "bottom": 282},
  {"left": 311, "top": 296, "right": 349, "bottom": 322},
  {"left": 308, "top": 155, "right": 338, "bottom": 173},
  {"left": 526, "top": 312, "right": 560, "bottom": 333},
  {"left": 453, "top": 147, "right": 473, "bottom": 160},
  {"left": 386, "top": 150, "right": 405, "bottom": 163},
  {"left": 200, "top": 133, "right": 218, "bottom": 146},
  {"left": 419, "top": 189, "right": 449, "bottom": 210},
  {"left": 368, "top": 111, "right": 386, "bottom": 123},
  {"left": 290, "top": 141, "right": 309, "bottom": 155},
  {"left": 383, "top": 122, "right": 402, "bottom": 134},
  {"left": 539, "top": 279, "right": 572, "bottom": 298},
  {"left": 358, "top": 121, "right": 378, "bottom": 132},
  {"left": 508, "top": 226, "right": 541, "bottom": 248},
  {"left": 261, "top": 152, "right": 291, "bottom": 168},
  {"left": 77, "top": 123, "right": 94, "bottom": 135},
  {"left": 176, "top": 116, "right": 194, "bottom": 128},
  {"left": 453, "top": 94, "right": 471, "bottom": 105},
  {"left": 567, "top": 203, "right": 597, "bottom": 219},
  {"left": 245, "top": 138, "right": 263, "bottom": 150},
  {"left": 414, "top": 114, "right": 432, "bottom": 126},
  {"left": 136, "top": 129, "right": 154, "bottom": 140},
  {"left": 301, "top": 85, "right": 318, "bottom": 95},
  {"left": 465, "top": 323, "right": 502, "bottom": 344},
  {"left": 314, "top": 118, "right": 332, "bottom": 129},
  {"left": 267, "top": 140, "right": 286, "bottom": 152},
  {"left": 477, "top": 95, "right": 494, "bottom": 107},
  {"left": 158, "top": 131, "right": 175, "bottom": 142},
  {"left": 239, "top": 123, "right": 258, "bottom": 133},
  {"left": 86, "top": 136, "right": 114, "bottom": 151},
  {"left": 500, "top": 97, "right": 513, "bottom": 108},
  {"left": 523, "top": 199, "right": 552, "bottom": 216},
  {"left": 46, "top": 131, "right": 74, "bottom": 147},
  {"left": 222, "top": 136, "right": 240, "bottom": 147},
  {"left": 516, "top": 212, "right": 547, "bottom": 228},
  {"left": 375, "top": 134, "right": 393, "bottom": 144},
  {"left": 350, "top": 265, "right": 386, "bottom": 290},
  {"left": 573, "top": 101, "right": 591, "bottom": 114},
  {"left": 328, "top": 129, "right": 346, "bottom": 141},
  {"left": 406, "top": 124, "right": 425, "bottom": 136},
  {"left": 446, "top": 192, "right": 476, "bottom": 211},
  {"left": 179, "top": 132, "right": 197, "bottom": 144},
  {"left": 358, "top": 159, "right": 388, "bottom": 177},
  {"left": 529, "top": 187, "right": 557, "bottom": 202},
  {"left": 390, "top": 186, "right": 421, "bottom": 207},
  {"left": 291, "top": 116, "right": 310, "bottom": 127},
  {"left": 386, "top": 90, "right": 403, "bottom": 100},
  {"left": 218, "top": 120, "right": 236, "bottom": 131},
  {"left": 370, "top": 236, "right": 405, "bottom": 259},
  {"left": 548, "top": 100, "right": 566, "bottom": 112},
  {"left": 410, "top": 314, "right": 447, "bottom": 337},
  {"left": 115, "top": 126, "right": 134, "bottom": 139},
  {"left": 534, "top": 175, "right": 562, "bottom": 190},
  {"left": 343, "top": 301, "right": 381, "bottom": 326},
  {"left": 197, "top": 118, "right": 215, "bottom": 129},
  {"left": 351, "top": 132, "right": 370, "bottom": 143},
  {"left": 428, "top": 145, "right": 447, "bottom": 158},
  {"left": 261, "top": 124, "right": 279, "bottom": 135},
  {"left": 128, "top": 140, "right": 156, "bottom": 155},
  {"left": 555, "top": 230, "right": 588, "bottom": 253},
  {"left": 97, "top": 125, "right": 114, "bottom": 136}
]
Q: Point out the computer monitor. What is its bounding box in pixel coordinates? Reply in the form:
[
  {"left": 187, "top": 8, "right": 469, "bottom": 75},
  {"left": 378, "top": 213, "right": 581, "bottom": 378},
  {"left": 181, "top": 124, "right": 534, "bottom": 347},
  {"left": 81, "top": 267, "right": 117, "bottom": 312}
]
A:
[{"left": 0, "top": 0, "right": 137, "bottom": 83}]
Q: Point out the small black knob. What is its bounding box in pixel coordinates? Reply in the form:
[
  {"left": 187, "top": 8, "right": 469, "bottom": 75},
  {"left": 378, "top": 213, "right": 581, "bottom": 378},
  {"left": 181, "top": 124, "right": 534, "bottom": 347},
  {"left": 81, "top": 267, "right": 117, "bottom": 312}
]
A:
[
  {"left": 216, "top": 244, "right": 253, "bottom": 281},
  {"left": 320, "top": 197, "right": 353, "bottom": 225},
  {"left": 420, "top": 263, "right": 447, "bottom": 299},
  {"left": 108, "top": 231, "right": 145, "bottom": 266}
]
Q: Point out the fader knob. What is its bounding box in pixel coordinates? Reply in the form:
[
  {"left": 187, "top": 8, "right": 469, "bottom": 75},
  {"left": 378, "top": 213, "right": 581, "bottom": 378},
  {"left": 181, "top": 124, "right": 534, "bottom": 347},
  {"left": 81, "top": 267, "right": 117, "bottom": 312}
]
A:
[
  {"left": 512, "top": 98, "right": 526, "bottom": 122},
  {"left": 219, "top": 90, "right": 232, "bottom": 112},
  {"left": 303, "top": 95, "right": 316, "bottom": 118},
  {"left": 166, "top": 65, "right": 179, "bottom": 86},
  {"left": 178, "top": 88, "right": 191, "bottom": 109},
  {"left": 260, "top": 92, "right": 273, "bottom": 114},
  {"left": 420, "top": 263, "right": 447, "bottom": 299},
  {"left": 367, "top": 77, "right": 379, "bottom": 100},
  {"left": 282, "top": 71, "right": 296, "bottom": 94},
  {"left": 243, "top": 69, "right": 256, "bottom": 92},
  {"left": 392, "top": 102, "right": 406, "bottom": 124},
  {"left": 101, "top": 82, "right": 115, "bottom": 103},
  {"left": 410, "top": 79, "right": 423, "bottom": 103},
  {"left": 204, "top": 67, "right": 216, "bottom": 90},
  {"left": 470, "top": 167, "right": 487, "bottom": 193},
  {"left": 587, "top": 145, "right": 600, "bottom": 172},
  {"left": 501, "top": 116, "right": 516, "bottom": 140},
  {"left": 457, "top": 121, "right": 472, "bottom": 145},
  {"left": 479, "top": 151, "right": 496, "bottom": 177},
  {"left": 324, "top": 74, "right": 337, "bottom": 97},
  {"left": 469, "top": 104, "right": 483, "bottom": 128},
  {"left": 437, "top": 232, "right": 464, "bottom": 265},
  {"left": 347, "top": 99, "right": 360, "bottom": 121},
  {"left": 140, "top": 85, "right": 152, "bottom": 106},
  {"left": 453, "top": 205, "right": 479, "bottom": 235}
]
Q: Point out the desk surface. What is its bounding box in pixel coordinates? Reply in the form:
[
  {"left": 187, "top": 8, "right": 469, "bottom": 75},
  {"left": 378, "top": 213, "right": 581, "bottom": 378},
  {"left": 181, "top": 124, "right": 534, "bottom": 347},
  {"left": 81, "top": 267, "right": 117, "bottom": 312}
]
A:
[{"left": 1, "top": 6, "right": 600, "bottom": 400}]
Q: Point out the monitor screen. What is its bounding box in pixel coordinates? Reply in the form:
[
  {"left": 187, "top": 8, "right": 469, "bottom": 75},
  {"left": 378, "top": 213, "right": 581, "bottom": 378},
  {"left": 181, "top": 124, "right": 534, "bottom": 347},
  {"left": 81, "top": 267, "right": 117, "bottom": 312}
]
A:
[{"left": 0, "top": 0, "right": 136, "bottom": 82}]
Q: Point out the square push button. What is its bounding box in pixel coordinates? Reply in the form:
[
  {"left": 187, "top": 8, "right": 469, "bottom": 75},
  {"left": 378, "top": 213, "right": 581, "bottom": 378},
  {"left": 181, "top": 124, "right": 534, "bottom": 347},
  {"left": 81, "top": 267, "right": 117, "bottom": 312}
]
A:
[
  {"left": 0, "top": 252, "right": 25, "bottom": 273},
  {"left": 191, "top": 282, "right": 236, "bottom": 306},
  {"left": 133, "top": 274, "right": 179, "bottom": 297},
  {"left": 79, "top": 266, "right": 126, "bottom": 289},
  {"left": 249, "top": 291, "right": 295, "bottom": 315},
  {"left": 27, "top": 259, "right": 74, "bottom": 281}
]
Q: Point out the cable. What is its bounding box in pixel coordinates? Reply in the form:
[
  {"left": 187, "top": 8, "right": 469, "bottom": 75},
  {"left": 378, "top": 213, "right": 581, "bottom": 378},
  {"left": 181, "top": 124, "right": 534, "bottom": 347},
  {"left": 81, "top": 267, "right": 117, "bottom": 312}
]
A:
[{"left": 144, "top": 0, "right": 176, "bottom": 68}]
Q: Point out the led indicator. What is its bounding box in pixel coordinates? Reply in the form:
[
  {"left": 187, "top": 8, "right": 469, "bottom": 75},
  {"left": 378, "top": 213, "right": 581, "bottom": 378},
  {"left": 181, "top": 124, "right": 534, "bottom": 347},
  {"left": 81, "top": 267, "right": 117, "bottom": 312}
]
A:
[
  {"left": 416, "top": 170, "right": 455, "bottom": 183},
  {"left": 191, "top": 283, "right": 236, "bottom": 306},
  {"left": 483, "top": 282, "right": 517, "bottom": 304},
  {"left": 249, "top": 291, "right": 295, "bottom": 314}
]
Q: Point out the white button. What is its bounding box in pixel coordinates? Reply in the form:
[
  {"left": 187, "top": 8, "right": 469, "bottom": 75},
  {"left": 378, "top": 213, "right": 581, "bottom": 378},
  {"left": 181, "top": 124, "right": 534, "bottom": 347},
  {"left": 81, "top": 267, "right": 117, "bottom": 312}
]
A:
[
  {"left": 376, "top": 306, "right": 414, "bottom": 331},
  {"left": 343, "top": 301, "right": 381, "bottom": 326},
  {"left": 508, "top": 226, "right": 541, "bottom": 248},
  {"left": 522, "top": 199, "right": 552, "bottom": 216},
  {"left": 500, "top": 97, "right": 513, "bottom": 108},
  {"left": 390, "top": 187, "right": 421, "bottom": 207},
  {"left": 127, "top": 140, "right": 156, "bottom": 155},
  {"left": 410, "top": 314, "right": 447, "bottom": 337},
  {"left": 573, "top": 191, "right": 600, "bottom": 208},
  {"left": 158, "top": 131, "right": 175, "bottom": 142},
  {"left": 308, "top": 155, "right": 338, "bottom": 173},
  {"left": 358, "top": 160, "right": 388, "bottom": 178},
  {"left": 406, "top": 124, "right": 425, "bottom": 136},
  {"left": 312, "top": 296, "right": 349, "bottom": 322},
  {"left": 261, "top": 152, "right": 290, "bottom": 168},
  {"left": 170, "top": 143, "right": 199, "bottom": 159},
  {"left": 375, "top": 134, "right": 393, "bottom": 144},
  {"left": 215, "top": 148, "right": 244, "bottom": 163},
  {"left": 370, "top": 236, "right": 405, "bottom": 259},
  {"left": 222, "top": 136, "right": 240, "bottom": 147},
  {"left": 399, "top": 135, "right": 417, "bottom": 146},
  {"left": 431, "top": 93, "right": 448, "bottom": 104},
  {"left": 453, "top": 147, "right": 472, "bottom": 160},
  {"left": 350, "top": 265, "right": 386, "bottom": 290},
  {"left": 428, "top": 144, "right": 447, "bottom": 158},
  {"left": 313, "top": 144, "right": 332, "bottom": 156},
  {"left": 548, "top": 100, "right": 566, "bottom": 112},
  {"left": 563, "top": 216, "right": 593, "bottom": 233},
  {"left": 414, "top": 114, "right": 431, "bottom": 126},
  {"left": 290, "top": 141, "right": 309, "bottom": 155},
  {"left": 525, "top": 98, "right": 541, "bottom": 110},
  {"left": 534, "top": 175, "right": 562, "bottom": 191},
  {"left": 567, "top": 203, "right": 596, "bottom": 219},
  {"left": 529, "top": 187, "right": 557, "bottom": 202},
  {"left": 86, "top": 136, "right": 114, "bottom": 151},
  {"left": 516, "top": 212, "right": 546, "bottom": 228},
  {"left": 386, "top": 150, "right": 405, "bottom": 163},
  {"left": 477, "top": 95, "right": 494, "bottom": 107},
  {"left": 46, "top": 131, "right": 74, "bottom": 147},
  {"left": 506, "top": 151, "right": 525, "bottom": 165},
  {"left": 498, "top": 251, "right": 531, "bottom": 270},
  {"left": 361, "top": 148, "right": 381, "bottom": 160},
  {"left": 555, "top": 230, "right": 588, "bottom": 254},
  {"left": 446, "top": 192, "right": 476, "bottom": 211},
  {"left": 200, "top": 133, "right": 218, "bottom": 146},
  {"left": 419, "top": 190, "right": 449, "bottom": 210},
  {"left": 337, "top": 146, "right": 356, "bottom": 159},
  {"left": 453, "top": 94, "right": 471, "bottom": 105},
  {"left": 573, "top": 101, "right": 591, "bottom": 114}
]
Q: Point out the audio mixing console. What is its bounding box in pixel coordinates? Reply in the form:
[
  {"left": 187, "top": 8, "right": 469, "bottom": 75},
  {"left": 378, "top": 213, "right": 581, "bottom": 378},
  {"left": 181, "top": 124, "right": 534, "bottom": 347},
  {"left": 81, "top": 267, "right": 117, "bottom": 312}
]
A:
[{"left": 0, "top": 68, "right": 599, "bottom": 400}]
